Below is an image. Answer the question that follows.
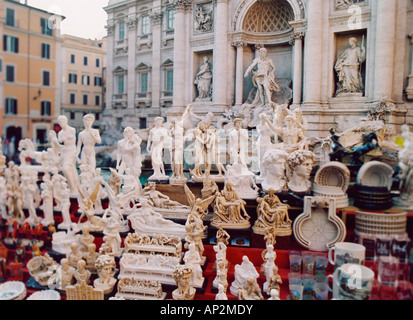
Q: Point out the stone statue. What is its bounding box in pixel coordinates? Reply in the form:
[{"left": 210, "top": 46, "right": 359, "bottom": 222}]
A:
[
  {"left": 260, "top": 149, "right": 289, "bottom": 193},
  {"left": 335, "top": 36, "right": 366, "bottom": 96},
  {"left": 238, "top": 277, "right": 264, "bottom": 300},
  {"left": 244, "top": 47, "right": 279, "bottom": 109},
  {"left": 194, "top": 56, "right": 213, "bottom": 100},
  {"left": 116, "top": 126, "right": 142, "bottom": 180},
  {"left": 230, "top": 255, "right": 259, "bottom": 296},
  {"left": 228, "top": 118, "right": 250, "bottom": 165},
  {"left": 94, "top": 254, "right": 117, "bottom": 294},
  {"left": 147, "top": 117, "right": 169, "bottom": 181},
  {"left": 287, "top": 150, "right": 315, "bottom": 193},
  {"left": 225, "top": 161, "right": 259, "bottom": 200},
  {"left": 76, "top": 114, "right": 101, "bottom": 172},
  {"left": 172, "top": 265, "right": 196, "bottom": 300}
]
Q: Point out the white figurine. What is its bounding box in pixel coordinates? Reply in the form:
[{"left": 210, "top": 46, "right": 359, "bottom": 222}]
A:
[
  {"left": 116, "top": 127, "right": 142, "bottom": 180},
  {"left": 147, "top": 117, "right": 169, "bottom": 181},
  {"left": 215, "top": 284, "right": 228, "bottom": 300},
  {"left": 225, "top": 161, "right": 259, "bottom": 200},
  {"left": 50, "top": 168, "right": 67, "bottom": 211},
  {"left": 170, "top": 119, "right": 187, "bottom": 185},
  {"left": 172, "top": 265, "right": 196, "bottom": 300},
  {"left": 40, "top": 174, "right": 55, "bottom": 226},
  {"left": 94, "top": 254, "right": 117, "bottom": 294},
  {"left": 73, "top": 259, "right": 91, "bottom": 285},
  {"left": 260, "top": 149, "right": 289, "bottom": 193},
  {"left": 268, "top": 289, "right": 281, "bottom": 300},
  {"left": 78, "top": 226, "right": 95, "bottom": 253},
  {"left": 66, "top": 242, "right": 84, "bottom": 269},
  {"left": 59, "top": 258, "right": 75, "bottom": 290},
  {"left": 20, "top": 166, "right": 39, "bottom": 225},
  {"left": 110, "top": 168, "right": 141, "bottom": 206},
  {"left": 76, "top": 114, "right": 101, "bottom": 172},
  {"left": 228, "top": 118, "right": 249, "bottom": 165},
  {"left": 230, "top": 255, "right": 259, "bottom": 297},
  {"left": 256, "top": 115, "right": 276, "bottom": 183},
  {"left": 0, "top": 177, "right": 8, "bottom": 219},
  {"left": 262, "top": 244, "right": 278, "bottom": 293},
  {"left": 102, "top": 213, "right": 123, "bottom": 257},
  {"left": 57, "top": 180, "right": 73, "bottom": 230},
  {"left": 287, "top": 150, "right": 315, "bottom": 193},
  {"left": 57, "top": 115, "right": 80, "bottom": 196},
  {"left": 183, "top": 242, "right": 205, "bottom": 288}
]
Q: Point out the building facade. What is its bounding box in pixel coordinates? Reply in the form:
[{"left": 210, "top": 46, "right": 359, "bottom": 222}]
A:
[
  {"left": 60, "top": 35, "right": 106, "bottom": 132},
  {"left": 103, "top": 0, "right": 413, "bottom": 137},
  {"left": 0, "top": 0, "right": 64, "bottom": 148}
]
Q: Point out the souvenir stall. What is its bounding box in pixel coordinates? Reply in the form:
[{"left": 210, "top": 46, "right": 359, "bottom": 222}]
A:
[{"left": 0, "top": 106, "right": 412, "bottom": 301}]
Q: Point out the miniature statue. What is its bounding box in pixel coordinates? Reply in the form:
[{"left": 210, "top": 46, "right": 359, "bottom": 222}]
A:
[
  {"left": 201, "top": 172, "right": 220, "bottom": 200},
  {"left": 141, "top": 182, "right": 189, "bottom": 211},
  {"left": 59, "top": 258, "right": 75, "bottom": 290},
  {"left": 57, "top": 180, "right": 73, "bottom": 230},
  {"left": 26, "top": 253, "right": 58, "bottom": 287},
  {"left": 94, "top": 254, "right": 117, "bottom": 294},
  {"left": 212, "top": 242, "right": 229, "bottom": 290},
  {"left": 40, "top": 174, "right": 55, "bottom": 226},
  {"left": 83, "top": 243, "right": 98, "bottom": 274},
  {"left": 238, "top": 277, "right": 264, "bottom": 300},
  {"left": 184, "top": 212, "right": 207, "bottom": 261},
  {"left": 287, "top": 150, "right": 315, "bottom": 193},
  {"left": 147, "top": 117, "right": 169, "bottom": 181},
  {"left": 107, "top": 170, "right": 122, "bottom": 196},
  {"left": 328, "top": 128, "right": 350, "bottom": 162},
  {"left": 190, "top": 122, "right": 208, "bottom": 180},
  {"left": 66, "top": 242, "right": 83, "bottom": 269},
  {"left": 194, "top": 56, "right": 213, "bottom": 101},
  {"left": 253, "top": 188, "right": 291, "bottom": 236},
  {"left": 116, "top": 126, "right": 142, "bottom": 180},
  {"left": 0, "top": 177, "right": 8, "bottom": 220},
  {"left": 73, "top": 259, "right": 91, "bottom": 285},
  {"left": 102, "top": 213, "right": 124, "bottom": 257},
  {"left": 225, "top": 161, "right": 259, "bottom": 199},
  {"left": 14, "top": 239, "right": 26, "bottom": 266},
  {"left": 335, "top": 36, "right": 366, "bottom": 96},
  {"left": 7, "top": 183, "right": 24, "bottom": 221},
  {"left": 5, "top": 161, "right": 20, "bottom": 186},
  {"left": 172, "top": 265, "right": 196, "bottom": 300},
  {"left": 228, "top": 118, "right": 249, "bottom": 165},
  {"left": 20, "top": 166, "right": 39, "bottom": 225},
  {"left": 212, "top": 182, "right": 251, "bottom": 229},
  {"left": 110, "top": 168, "right": 141, "bottom": 204},
  {"left": 216, "top": 225, "right": 231, "bottom": 246},
  {"left": 260, "top": 149, "right": 289, "bottom": 192},
  {"left": 51, "top": 168, "right": 67, "bottom": 211},
  {"left": 262, "top": 244, "right": 279, "bottom": 293},
  {"left": 170, "top": 119, "right": 187, "bottom": 185},
  {"left": 183, "top": 242, "right": 205, "bottom": 288},
  {"left": 215, "top": 283, "right": 228, "bottom": 300},
  {"left": 57, "top": 115, "right": 80, "bottom": 196},
  {"left": 77, "top": 183, "right": 107, "bottom": 232},
  {"left": 255, "top": 115, "right": 276, "bottom": 182},
  {"left": 78, "top": 226, "right": 95, "bottom": 253},
  {"left": 268, "top": 289, "right": 281, "bottom": 300},
  {"left": 350, "top": 132, "right": 379, "bottom": 166},
  {"left": 230, "top": 256, "right": 259, "bottom": 296},
  {"left": 76, "top": 114, "right": 101, "bottom": 172}
]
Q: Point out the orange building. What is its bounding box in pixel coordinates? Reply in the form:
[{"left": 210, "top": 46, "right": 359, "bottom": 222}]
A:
[{"left": 0, "top": 0, "right": 64, "bottom": 153}]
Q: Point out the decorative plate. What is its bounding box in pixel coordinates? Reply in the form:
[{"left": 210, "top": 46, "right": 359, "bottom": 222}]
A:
[
  {"left": 27, "top": 290, "right": 61, "bottom": 300},
  {"left": 314, "top": 161, "right": 350, "bottom": 192},
  {"left": 356, "top": 161, "right": 394, "bottom": 190},
  {"left": 0, "top": 281, "right": 27, "bottom": 300}
]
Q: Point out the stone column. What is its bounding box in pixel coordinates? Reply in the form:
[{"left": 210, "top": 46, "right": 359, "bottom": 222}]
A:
[
  {"left": 172, "top": 0, "right": 189, "bottom": 109},
  {"left": 127, "top": 16, "right": 137, "bottom": 110},
  {"left": 291, "top": 32, "right": 304, "bottom": 107},
  {"left": 234, "top": 41, "right": 246, "bottom": 106},
  {"left": 373, "top": 0, "right": 396, "bottom": 100},
  {"left": 151, "top": 10, "right": 163, "bottom": 111},
  {"left": 213, "top": 0, "right": 229, "bottom": 108},
  {"left": 104, "top": 21, "right": 115, "bottom": 114},
  {"left": 302, "top": 0, "right": 323, "bottom": 106}
]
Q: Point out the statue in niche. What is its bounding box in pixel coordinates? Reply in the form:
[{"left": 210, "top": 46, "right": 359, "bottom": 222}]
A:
[
  {"left": 334, "top": 36, "right": 366, "bottom": 96},
  {"left": 194, "top": 56, "right": 213, "bottom": 101}
]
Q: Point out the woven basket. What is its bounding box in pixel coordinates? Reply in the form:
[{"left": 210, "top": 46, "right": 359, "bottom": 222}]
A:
[{"left": 355, "top": 211, "right": 407, "bottom": 236}]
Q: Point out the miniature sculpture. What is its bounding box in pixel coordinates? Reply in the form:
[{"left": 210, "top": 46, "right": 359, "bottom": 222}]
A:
[
  {"left": 116, "top": 126, "right": 142, "bottom": 180},
  {"left": 238, "top": 277, "right": 264, "bottom": 300},
  {"left": 83, "top": 243, "right": 98, "bottom": 274},
  {"left": 328, "top": 128, "right": 350, "bottom": 162},
  {"left": 183, "top": 242, "right": 205, "bottom": 288},
  {"left": 253, "top": 188, "right": 292, "bottom": 236},
  {"left": 59, "top": 258, "right": 75, "bottom": 290},
  {"left": 66, "top": 281, "right": 104, "bottom": 300},
  {"left": 190, "top": 122, "right": 208, "bottom": 180},
  {"left": 78, "top": 226, "right": 95, "bottom": 253},
  {"left": 230, "top": 256, "right": 259, "bottom": 296},
  {"left": 116, "top": 278, "right": 166, "bottom": 300},
  {"left": 212, "top": 182, "right": 251, "bottom": 229},
  {"left": 350, "top": 132, "right": 379, "bottom": 166},
  {"left": 66, "top": 242, "right": 84, "bottom": 269},
  {"left": 57, "top": 181, "right": 73, "bottom": 230},
  {"left": 57, "top": 115, "right": 80, "bottom": 196},
  {"left": 20, "top": 167, "right": 39, "bottom": 225},
  {"left": 216, "top": 225, "right": 231, "bottom": 246},
  {"left": 335, "top": 36, "right": 366, "bottom": 96},
  {"left": 110, "top": 167, "right": 141, "bottom": 206},
  {"left": 185, "top": 212, "right": 207, "bottom": 263},
  {"left": 212, "top": 242, "right": 229, "bottom": 290},
  {"left": 124, "top": 233, "right": 182, "bottom": 257},
  {"left": 128, "top": 199, "right": 186, "bottom": 238},
  {"left": 244, "top": 47, "right": 279, "bottom": 109},
  {"left": 201, "top": 172, "right": 221, "bottom": 201},
  {"left": 170, "top": 119, "right": 187, "bottom": 185},
  {"left": 225, "top": 161, "right": 259, "bottom": 200},
  {"left": 0, "top": 177, "right": 7, "bottom": 220},
  {"left": 108, "top": 170, "right": 122, "bottom": 196},
  {"left": 77, "top": 183, "right": 107, "bottom": 232},
  {"left": 73, "top": 259, "right": 91, "bottom": 285},
  {"left": 50, "top": 169, "right": 67, "bottom": 211},
  {"left": 94, "top": 254, "right": 117, "bottom": 294},
  {"left": 102, "top": 213, "right": 124, "bottom": 257},
  {"left": 172, "top": 265, "right": 196, "bottom": 300},
  {"left": 27, "top": 253, "right": 58, "bottom": 287},
  {"left": 7, "top": 183, "right": 24, "bottom": 221},
  {"left": 76, "top": 114, "right": 102, "bottom": 172},
  {"left": 228, "top": 118, "right": 249, "bottom": 165},
  {"left": 147, "top": 117, "right": 169, "bottom": 181},
  {"left": 260, "top": 149, "right": 289, "bottom": 192},
  {"left": 268, "top": 289, "right": 281, "bottom": 300},
  {"left": 262, "top": 244, "right": 280, "bottom": 294},
  {"left": 287, "top": 150, "right": 315, "bottom": 193},
  {"left": 215, "top": 283, "right": 228, "bottom": 300},
  {"left": 5, "top": 161, "right": 20, "bottom": 186},
  {"left": 194, "top": 56, "right": 213, "bottom": 101},
  {"left": 40, "top": 174, "right": 55, "bottom": 226},
  {"left": 255, "top": 113, "right": 276, "bottom": 183}
]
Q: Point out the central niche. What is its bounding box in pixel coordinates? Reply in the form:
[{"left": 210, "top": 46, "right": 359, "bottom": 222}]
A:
[{"left": 242, "top": 0, "right": 294, "bottom": 33}]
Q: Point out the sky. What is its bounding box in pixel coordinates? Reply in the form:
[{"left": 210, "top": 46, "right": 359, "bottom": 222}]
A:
[{"left": 26, "top": 0, "right": 109, "bottom": 39}]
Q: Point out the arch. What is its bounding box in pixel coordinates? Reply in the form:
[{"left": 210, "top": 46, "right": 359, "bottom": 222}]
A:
[{"left": 233, "top": 0, "right": 306, "bottom": 32}]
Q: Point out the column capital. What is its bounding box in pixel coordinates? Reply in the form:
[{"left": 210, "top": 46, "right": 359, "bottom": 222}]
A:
[
  {"left": 173, "top": 0, "right": 192, "bottom": 12},
  {"left": 150, "top": 11, "right": 163, "bottom": 25},
  {"left": 232, "top": 41, "right": 247, "bottom": 48},
  {"left": 126, "top": 18, "right": 137, "bottom": 30}
]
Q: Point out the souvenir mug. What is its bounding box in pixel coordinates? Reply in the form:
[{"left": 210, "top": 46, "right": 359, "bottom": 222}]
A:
[
  {"left": 328, "top": 242, "right": 366, "bottom": 270},
  {"left": 329, "top": 263, "right": 375, "bottom": 300}
]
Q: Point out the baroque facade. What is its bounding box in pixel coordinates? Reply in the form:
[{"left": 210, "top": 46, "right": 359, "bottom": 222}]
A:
[{"left": 103, "top": 0, "right": 413, "bottom": 137}]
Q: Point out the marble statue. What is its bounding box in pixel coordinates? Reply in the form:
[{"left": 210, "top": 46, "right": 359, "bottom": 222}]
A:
[
  {"left": 116, "top": 126, "right": 142, "bottom": 180},
  {"left": 212, "top": 182, "right": 251, "bottom": 229},
  {"left": 57, "top": 115, "right": 80, "bottom": 196},
  {"left": 253, "top": 188, "right": 292, "bottom": 236},
  {"left": 225, "top": 161, "right": 259, "bottom": 199},
  {"left": 59, "top": 258, "right": 75, "bottom": 290},
  {"left": 195, "top": 5, "right": 212, "bottom": 32},
  {"left": 335, "top": 36, "right": 366, "bottom": 96},
  {"left": 230, "top": 255, "right": 259, "bottom": 296},
  {"left": 0, "top": 177, "right": 7, "bottom": 220},
  {"left": 183, "top": 242, "right": 205, "bottom": 288},
  {"left": 260, "top": 149, "right": 289, "bottom": 193},
  {"left": 172, "top": 265, "right": 196, "bottom": 300},
  {"left": 287, "top": 150, "right": 315, "bottom": 193},
  {"left": 76, "top": 114, "right": 101, "bottom": 172},
  {"left": 215, "top": 283, "right": 228, "bottom": 300},
  {"left": 20, "top": 166, "right": 39, "bottom": 225},
  {"left": 57, "top": 180, "right": 73, "bottom": 230},
  {"left": 194, "top": 56, "right": 213, "bottom": 101},
  {"left": 228, "top": 118, "right": 250, "bottom": 165},
  {"left": 40, "top": 174, "right": 55, "bottom": 226},
  {"left": 73, "top": 259, "right": 91, "bottom": 285},
  {"left": 94, "top": 254, "right": 117, "bottom": 294},
  {"left": 170, "top": 119, "right": 187, "bottom": 185},
  {"left": 238, "top": 277, "right": 264, "bottom": 300},
  {"left": 147, "top": 117, "right": 169, "bottom": 181},
  {"left": 244, "top": 47, "right": 279, "bottom": 109}
]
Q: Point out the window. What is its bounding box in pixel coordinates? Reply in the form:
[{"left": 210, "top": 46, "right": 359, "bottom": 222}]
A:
[
  {"left": 140, "top": 117, "right": 147, "bottom": 129},
  {"left": 142, "top": 16, "right": 149, "bottom": 35},
  {"left": 41, "top": 101, "right": 51, "bottom": 116},
  {"left": 95, "top": 113, "right": 100, "bottom": 121},
  {"left": 6, "top": 65, "right": 15, "bottom": 82},
  {"left": 83, "top": 94, "right": 88, "bottom": 105},
  {"left": 83, "top": 56, "right": 88, "bottom": 66},
  {"left": 69, "top": 93, "right": 76, "bottom": 104},
  {"left": 70, "top": 112, "right": 75, "bottom": 120},
  {"left": 95, "top": 95, "right": 101, "bottom": 106},
  {"left": 141, "top": 72, "right": 148, "bottom": 92},
  {"left": 41, "top": 43, "right": 51, "bottom": 59},
  {"left": 68, "top": 73, "right": 77, "bottom": 84},
  {"left": 0, "top": 59, "right": 2, "bottom": 73},
  {"left": 82, "top": 75, "right": 90, "bottom": 86},
  {"left": 119, "top": 21, "right": 125, "bottom": 40},
  {"left": 70, "top": 54, "right": 75, "bottom": 64},
  {"left": 96, "top": 58, "right": 100, "bottom": 68},
  {"left": 167, "top": 10, "right": 174, "bottom": 30},
  {"left": 166, "top": 70, "right": 173, "bottom": 91},
  {"left": 117, "top": 74, "right": 124, "bottom": 94},
  {"left": 3, "top": 35, "right": 19, "bottom": 53},
  {"left": 5, "top": 98, "right": 17, "bottom": 115},
  {"left": 40, "top": 17, "right": 53, "bottom": 36},
  {"left": 94, "top": 76, "right": 103, "bottom": 87},
  {"left": 42, "top": 71, "right": 50, "bottom": 86},
  {"left": 6, "top": 8, "right": 15, "bottom": 27}
]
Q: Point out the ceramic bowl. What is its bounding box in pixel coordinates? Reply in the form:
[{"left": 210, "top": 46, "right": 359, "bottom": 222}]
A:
[
  {"left": 0, "top": 281, "right": 27, "bottom": 300},
  {"left": 356, "top": 161, "right": 394, "bottom": 190},
  {"left": 27, "top": 289, "right": 61, "bottom": 300}
]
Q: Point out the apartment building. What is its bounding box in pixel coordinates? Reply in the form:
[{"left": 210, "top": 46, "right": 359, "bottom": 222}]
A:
[
  {"left": 60, "top": 35, "right": 106, "bottom": 132},
  {"left": 0, "top": 0, "right": 64, "bottom": 149}
]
